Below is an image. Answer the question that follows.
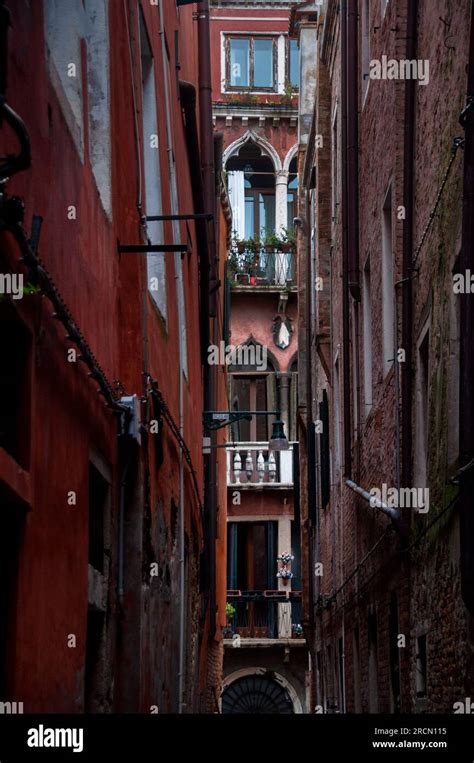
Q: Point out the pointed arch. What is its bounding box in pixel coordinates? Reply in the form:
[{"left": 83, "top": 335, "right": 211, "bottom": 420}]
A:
[
  {"left": 223, "top": 130, "right": 282, "bottom": 172},
  {"left": 229, "top": 335, "right": 280, "bottom": 373},
  {"left": 283, "top": 143, "right": 298, "bottom": 172}
]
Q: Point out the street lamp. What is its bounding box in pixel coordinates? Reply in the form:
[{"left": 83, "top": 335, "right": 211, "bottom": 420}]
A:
[{"left": 269, "top": 419, "right": 289, "bottom": 451}]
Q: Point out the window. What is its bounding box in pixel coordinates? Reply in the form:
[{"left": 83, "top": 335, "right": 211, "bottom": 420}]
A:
[
  {"left": 88, "top": 461, "right": 109, "bottom": 574},
  {"left": 245, "top": 186, "right": 276, "bottom": 241},
  {"left": 227, "top": 521, "right": 278, "bottom": 638},
  {"left": 447, "top": 282, "right": 460, "bottom": 466},
  {"left": 226, "top": 36, "right": 276, "bottom": 91},
  {"left": 289, "top": 38, "right": 299, "bottom": 88},
  {"left": 382, "top": 185, "right": 394, "bottom": 376},
  {"left": 287, "top": 157, "right": 298, "bottom": 233},
  {"left": 231, "top": 375, "right": 272, "bottom": 441},
  {"left": 0, "top": 301, "right": 31, "bottom": 469},
  {"left": 0, "top": 503, "right": 24, "bottom": 700},
  {"left": 140, "top": 11, "right": 167, "bottom": 320},
  {"left": 289, "top": 359, "right": 298, "bottom": 442},
  {"left": 44, "top": 0, "right": 111, "bottom": 215},
  {"left": 332, "top": 107, "right": 338, "bottom": 221},
  {"left": 334, "top": 356, "right": 342, "bottom": 475},
  {"left": 319, "top": 390, "right": 330, "bottom": 509},
  {"left": 415, "top": 323, "right": 430, "bottom": 488},
  {"left": 361, "top": 0, "right": 370, "bottom": 101},
  {"left": 363, "top": 254, "right": 373, "bottom": 412}
]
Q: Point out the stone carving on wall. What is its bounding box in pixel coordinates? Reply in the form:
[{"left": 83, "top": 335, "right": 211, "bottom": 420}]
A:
[{"left": 272, "top": 314, "right": 293, "bottom": 350}]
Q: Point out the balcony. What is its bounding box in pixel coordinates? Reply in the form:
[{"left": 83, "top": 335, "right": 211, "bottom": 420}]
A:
[
  {"left": 225, "top": 590, "right": 303, "bottom": 641},
  {"left": 226, "top": 442, "right": 294, "bottom": 488},
  {"left": 227, "top": 248, "right": 296, "bottom": 289}
]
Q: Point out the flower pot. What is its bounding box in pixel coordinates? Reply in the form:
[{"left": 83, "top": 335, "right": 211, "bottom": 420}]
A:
[{"left": 236, "top": 273, "right": 250, "bottom": 284}]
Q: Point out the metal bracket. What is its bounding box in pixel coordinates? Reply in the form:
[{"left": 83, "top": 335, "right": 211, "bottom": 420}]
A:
[
  {"left": 118, "top": 243, "right": 189, "bottom": 253},
  {"left": 120, "top": 394, "right": 141, "bottom": 444},
  {"left": 203, "top": 410, "right": 279, "bottom": 431},
  {"left": 142, "top": 213, "right": 213, "bottom": 222}
]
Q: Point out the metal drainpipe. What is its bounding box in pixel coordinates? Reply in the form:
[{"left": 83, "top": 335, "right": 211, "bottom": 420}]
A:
[
  {"left": 347, "top": 0, "right": 360, "bottom": 303},
  {"left": 197, "top": 0, "right": 218, "bottom": 645},
  {"left": 401, "top": 0, "right": 417, "bottom": 491},
  {"left": 460, "top": 0, "right": 474, "bottom": 614},
  {"left": 341, "top": 0, "right": 351, "bottom": 479},
  {"left": 346, "top": 479, "right": 400, "bottom": 521},
  {"left": 158, "top": 0, "right": 186, "bottom": 714}
]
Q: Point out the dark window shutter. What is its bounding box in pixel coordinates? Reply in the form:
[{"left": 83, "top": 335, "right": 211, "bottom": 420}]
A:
[{"left": 320, "top": 390, "right": 330, "bottom": 509}]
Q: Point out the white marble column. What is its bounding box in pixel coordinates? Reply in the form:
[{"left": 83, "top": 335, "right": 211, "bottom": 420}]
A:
[
  {"left": 275, "top": 170, "right": 289, "bottom": 284},
  {"left": 275, "top": 169, "right": 289, "bottom": 235}
]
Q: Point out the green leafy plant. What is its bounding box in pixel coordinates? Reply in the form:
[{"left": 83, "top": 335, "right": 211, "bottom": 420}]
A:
[
  {"left": 226, "top": 602, "right": 236, "bottom": 621},
  {"left": 263, "top": 229, "right": 281, "bottom": 249},
  {"left": 281, "top": 226, "right": 297, "bottom": 248},
  {"left": 226, "top": 93, "right": 259, "bottom": 106},
  {"left": 281, "top": 80, "right": 298, "bottom": 105}
]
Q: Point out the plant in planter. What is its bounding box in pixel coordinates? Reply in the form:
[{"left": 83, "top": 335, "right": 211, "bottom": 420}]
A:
[
  {"left": 263, "top": 229, "right": 281, "bottom": 252},
  {"left": 281, "top": 80, "right": 298, "bottom": 106},
  {"left": 292, "top": 623, "right": 304, "bottom": 638},
  {"left": 226, "top": 602, "right": 236, "bottom": 623},
  {"left": 277, "top": 552, "right": 295, "bottom": 565},
  {"left": 235, "top": 237, "right": 260, "bottom": 255},
  {"left": 277, "top": 550, "right": 294, "bottom": 585},
  {"left": 280, "top": 227, "right": 297, "bottom": 252},
  {"left": 222, "top": 602, "right": 236, "bottom": 638},
  {"left": 227, "top": 250, "right": 240, "bottom": 276}
]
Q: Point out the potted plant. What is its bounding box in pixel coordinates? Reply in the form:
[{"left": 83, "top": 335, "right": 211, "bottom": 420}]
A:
[
  {"left": 292, "top": 623, "right": 304, "bottom": 639},
  {"left": 222, "top": 602, "right": 236, "bottom": 637},
  {"left": 277, "top": 551, "right": 294, "bottom": 586},
  {"left": 280, "top": 227, "right": 297, "bottom": 252},
  {"left": 281, "top": 80, "right": 298, "bottom": 106},
  {"left": 263, "top": 229, "right": 281, "bottom": 252}
]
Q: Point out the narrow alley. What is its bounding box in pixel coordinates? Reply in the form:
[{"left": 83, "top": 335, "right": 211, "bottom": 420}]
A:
[{"left": 0, "top": 0, "right": 473, "bottom": 755}]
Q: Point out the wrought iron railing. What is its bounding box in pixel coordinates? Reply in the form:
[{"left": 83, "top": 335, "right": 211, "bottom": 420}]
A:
[
  {"left": 225, "top": 591, "right": 303, "bottom": 639},
  {"left": 228, "top": 249, "right": 295, "bottom": 286}
]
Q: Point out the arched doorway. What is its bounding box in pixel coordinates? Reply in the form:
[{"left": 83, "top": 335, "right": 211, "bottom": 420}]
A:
[{"left": 222, "top": 673, "right": 294, "bottom": 714}]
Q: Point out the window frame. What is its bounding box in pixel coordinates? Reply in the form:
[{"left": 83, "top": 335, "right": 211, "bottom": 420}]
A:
[
  {"left": 244, "top": 187, "right": 276, "bottom": 240},
  {"left": 225, "top": 35, "right": 278, "bottom": 93},
  {"left": 287, "top": 37, "right": 300, "bottom": 90}
]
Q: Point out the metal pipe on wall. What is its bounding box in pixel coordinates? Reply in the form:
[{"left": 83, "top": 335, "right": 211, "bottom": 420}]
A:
[
  {"left": 197, "top": 0, "right": 219, "bottom": 644},
  {"left": 341, "top": 0, "right": 352, "bottom": 479},
  {"left": 401, "top": 0, "right": 417, "bottom": 491},
  {"left": 347, "top": 0, "right": 360, "bottom": 304},
  {"left": 158, "top": 0, "right": 186, "bottom": 713},
  {"left": 459, "top": 0, "right": 474, "bottom": 614}
]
